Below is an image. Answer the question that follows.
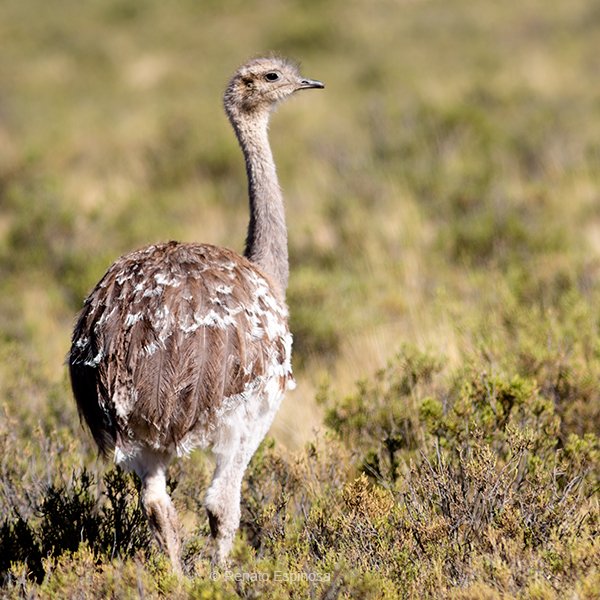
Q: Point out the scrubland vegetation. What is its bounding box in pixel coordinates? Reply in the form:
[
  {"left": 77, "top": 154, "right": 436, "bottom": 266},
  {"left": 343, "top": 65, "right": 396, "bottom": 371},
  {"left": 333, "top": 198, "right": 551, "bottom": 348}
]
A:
[{"left": 1, "top": 0, "right": 599, "bottom": 597}]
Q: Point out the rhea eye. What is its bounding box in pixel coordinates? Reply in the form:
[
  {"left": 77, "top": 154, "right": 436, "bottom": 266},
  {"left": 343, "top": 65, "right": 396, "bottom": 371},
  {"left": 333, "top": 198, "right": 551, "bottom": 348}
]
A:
[{"left": 265, "top": 72, "right": 280, "bottom": 82}]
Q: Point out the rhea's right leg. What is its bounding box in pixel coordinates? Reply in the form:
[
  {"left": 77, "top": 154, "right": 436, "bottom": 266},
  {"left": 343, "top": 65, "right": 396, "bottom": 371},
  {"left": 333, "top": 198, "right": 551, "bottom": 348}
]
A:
[
  {"left": 205, "top": 394, "right": 282, "bottom": 565},
  {"left": 205, "top": 447, "right": 245, "bottom": 565},
  {"left": 127, "top": 449, "right": 181, "bottom": 573}
]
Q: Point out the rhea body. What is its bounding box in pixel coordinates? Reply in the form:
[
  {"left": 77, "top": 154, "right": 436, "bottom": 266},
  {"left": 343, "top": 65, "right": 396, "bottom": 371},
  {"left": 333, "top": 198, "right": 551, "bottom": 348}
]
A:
[{"left": 68, "top": 57, "right": 324, "bottom": 569}]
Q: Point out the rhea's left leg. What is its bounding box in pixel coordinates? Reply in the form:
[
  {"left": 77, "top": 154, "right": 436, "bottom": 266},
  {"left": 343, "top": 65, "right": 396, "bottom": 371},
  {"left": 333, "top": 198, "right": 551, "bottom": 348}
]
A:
[{"left": 129, "top": 449, "right": 181, "bottom": 573}]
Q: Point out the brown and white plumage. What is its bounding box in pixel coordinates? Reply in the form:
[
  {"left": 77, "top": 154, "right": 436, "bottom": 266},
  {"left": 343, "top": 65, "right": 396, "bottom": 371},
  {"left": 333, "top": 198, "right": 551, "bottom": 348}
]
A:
[
  {"left": 68, "top": 56, "right": 323, "bottom": 571},
  {"left": 70, "top": 242, "right": 293, "bottom": 455}
]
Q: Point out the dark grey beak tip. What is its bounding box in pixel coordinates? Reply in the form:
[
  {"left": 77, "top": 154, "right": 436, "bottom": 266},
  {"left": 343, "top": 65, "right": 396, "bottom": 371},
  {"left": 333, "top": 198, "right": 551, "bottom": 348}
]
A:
[{"left": 299, "top": 78, "right": 325, "bottom": 90}]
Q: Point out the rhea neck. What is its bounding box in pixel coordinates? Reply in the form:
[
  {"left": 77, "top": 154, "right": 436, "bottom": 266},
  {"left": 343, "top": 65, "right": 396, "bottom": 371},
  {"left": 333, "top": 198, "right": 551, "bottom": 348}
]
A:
[{"left": 227, "top": 104, "right": 289, "bottom": 298}]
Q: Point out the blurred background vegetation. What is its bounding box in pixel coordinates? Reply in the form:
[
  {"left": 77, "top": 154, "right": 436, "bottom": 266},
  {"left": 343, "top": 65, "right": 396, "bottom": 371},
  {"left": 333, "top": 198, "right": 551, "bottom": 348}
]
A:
[{"left": 1, "top": 0, "right": 599, "bottom": 597}]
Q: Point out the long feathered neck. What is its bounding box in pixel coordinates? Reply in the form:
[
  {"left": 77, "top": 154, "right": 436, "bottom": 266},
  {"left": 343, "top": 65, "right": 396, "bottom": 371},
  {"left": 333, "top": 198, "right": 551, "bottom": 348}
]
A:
[{"left": 226, "top": 105, "right": 289, "bottom": 298}]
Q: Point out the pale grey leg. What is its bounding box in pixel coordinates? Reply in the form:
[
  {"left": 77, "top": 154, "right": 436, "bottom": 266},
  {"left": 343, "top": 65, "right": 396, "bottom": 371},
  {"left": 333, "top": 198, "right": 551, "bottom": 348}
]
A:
[{"left": 129, "top": 449, "right": 182, "bottom": 573}]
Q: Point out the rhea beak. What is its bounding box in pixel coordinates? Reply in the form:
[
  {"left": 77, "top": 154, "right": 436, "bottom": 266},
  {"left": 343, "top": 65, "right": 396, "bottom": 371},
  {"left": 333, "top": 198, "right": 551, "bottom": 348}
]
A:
[{"left": 298, "top": 78, "right": 325, "bottom": 90}]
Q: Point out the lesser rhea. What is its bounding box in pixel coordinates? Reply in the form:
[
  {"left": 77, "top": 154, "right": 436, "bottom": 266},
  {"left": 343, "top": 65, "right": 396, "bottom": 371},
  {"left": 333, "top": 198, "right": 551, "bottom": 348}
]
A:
[{"left": 68, "top": 57, "right": 324, "bottom": 570}]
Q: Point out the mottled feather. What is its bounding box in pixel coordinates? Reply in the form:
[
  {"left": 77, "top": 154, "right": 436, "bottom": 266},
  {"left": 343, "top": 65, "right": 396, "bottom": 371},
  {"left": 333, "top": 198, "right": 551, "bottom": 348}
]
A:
[{"left": 69, "top": 241, "right": 293, "bottom": 458}]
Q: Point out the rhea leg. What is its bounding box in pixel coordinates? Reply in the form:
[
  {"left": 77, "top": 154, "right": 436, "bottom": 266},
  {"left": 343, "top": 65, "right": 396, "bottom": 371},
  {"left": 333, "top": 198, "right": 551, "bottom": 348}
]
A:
[
  {"left": 128, "top": 449, "right": 181, "bottom": 573},
  {"left": 205, "top": 398, "right": 280, "bottom": 564},
  {"left": 205, "top": 448, "right": 247, "bottom": 563}
]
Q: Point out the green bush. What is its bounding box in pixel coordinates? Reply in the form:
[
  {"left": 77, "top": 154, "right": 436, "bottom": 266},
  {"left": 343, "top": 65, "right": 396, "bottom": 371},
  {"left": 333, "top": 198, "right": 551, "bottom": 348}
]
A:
[{"left": 0, "top": 466, "right": 151, "bottom": 586}]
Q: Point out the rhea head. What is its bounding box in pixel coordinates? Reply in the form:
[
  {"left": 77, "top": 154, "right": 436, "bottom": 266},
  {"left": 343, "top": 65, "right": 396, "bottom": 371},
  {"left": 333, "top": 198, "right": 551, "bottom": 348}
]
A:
[{"left": 224, "top": 56, "right": 324, "bottom": 120}]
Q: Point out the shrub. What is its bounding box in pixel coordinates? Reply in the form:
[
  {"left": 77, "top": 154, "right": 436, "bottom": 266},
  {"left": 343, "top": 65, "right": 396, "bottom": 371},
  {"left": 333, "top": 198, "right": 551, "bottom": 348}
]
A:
[{"left": 0, "top": 466, "right": 151, "bottom": 586}]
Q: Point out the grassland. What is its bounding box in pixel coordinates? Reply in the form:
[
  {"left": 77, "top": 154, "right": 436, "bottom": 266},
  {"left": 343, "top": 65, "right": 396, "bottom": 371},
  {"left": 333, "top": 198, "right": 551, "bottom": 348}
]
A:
[{"left": 0, "top": 0, "right": 599, "bottom": 597}]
